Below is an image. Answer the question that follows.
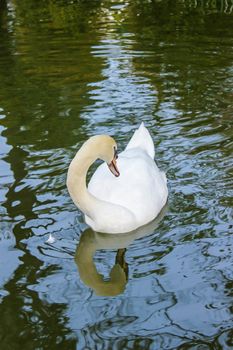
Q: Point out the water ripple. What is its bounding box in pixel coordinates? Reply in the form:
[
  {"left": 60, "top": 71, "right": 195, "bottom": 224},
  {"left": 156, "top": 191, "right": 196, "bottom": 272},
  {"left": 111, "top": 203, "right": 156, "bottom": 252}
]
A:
[{"left": 0, "top": 0, "right": 233, "bottom": 348}]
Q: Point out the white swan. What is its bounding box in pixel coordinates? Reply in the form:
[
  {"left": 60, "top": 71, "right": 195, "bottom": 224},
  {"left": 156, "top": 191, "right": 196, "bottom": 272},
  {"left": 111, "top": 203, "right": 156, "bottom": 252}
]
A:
[{"left": 67, "top": 123, "right": 168, "bottom": 234}]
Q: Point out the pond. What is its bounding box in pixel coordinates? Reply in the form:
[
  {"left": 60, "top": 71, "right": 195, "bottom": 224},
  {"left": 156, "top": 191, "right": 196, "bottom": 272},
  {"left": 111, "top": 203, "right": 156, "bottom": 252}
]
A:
[{"left": 0, "top": 0, "right": 233, "bottom": 349}]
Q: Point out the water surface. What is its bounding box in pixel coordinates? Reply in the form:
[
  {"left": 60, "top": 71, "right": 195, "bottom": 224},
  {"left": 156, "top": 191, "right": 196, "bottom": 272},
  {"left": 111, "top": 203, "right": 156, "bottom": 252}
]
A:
[{"left": 0, "top": 1, "right": 233, "bottom": 349}]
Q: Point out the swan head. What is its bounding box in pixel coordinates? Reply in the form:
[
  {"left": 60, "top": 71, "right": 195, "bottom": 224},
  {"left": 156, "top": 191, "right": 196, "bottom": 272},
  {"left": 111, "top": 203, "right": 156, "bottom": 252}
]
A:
[{"left": 87, "top": 135, "right": 120, "bottom": 177}]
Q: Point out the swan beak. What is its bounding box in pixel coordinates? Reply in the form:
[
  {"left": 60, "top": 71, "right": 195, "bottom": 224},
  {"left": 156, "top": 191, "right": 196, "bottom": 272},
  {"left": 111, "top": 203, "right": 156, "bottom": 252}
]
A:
[{"left": 108, "top": 157, "right": 120, "bottom": 177}]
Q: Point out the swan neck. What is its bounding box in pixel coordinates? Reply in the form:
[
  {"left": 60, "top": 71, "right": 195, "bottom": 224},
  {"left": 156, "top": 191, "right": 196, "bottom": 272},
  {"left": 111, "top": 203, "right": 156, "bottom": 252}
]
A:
[{"left": 66, "top": 147, "right": 98, "bottom": 218}]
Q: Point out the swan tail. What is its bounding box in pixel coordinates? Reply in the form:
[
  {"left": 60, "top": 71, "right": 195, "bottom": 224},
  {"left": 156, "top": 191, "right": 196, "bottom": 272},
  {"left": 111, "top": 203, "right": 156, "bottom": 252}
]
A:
[{"left": 125, "top": 122, "right": 155, "bottom": 159}]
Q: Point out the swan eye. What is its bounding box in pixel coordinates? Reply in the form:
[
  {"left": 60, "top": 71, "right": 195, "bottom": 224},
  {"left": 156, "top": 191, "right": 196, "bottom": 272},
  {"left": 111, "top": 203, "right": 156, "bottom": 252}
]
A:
[{"left": 114, "top": 146, "right": 118, "bottom": 159}]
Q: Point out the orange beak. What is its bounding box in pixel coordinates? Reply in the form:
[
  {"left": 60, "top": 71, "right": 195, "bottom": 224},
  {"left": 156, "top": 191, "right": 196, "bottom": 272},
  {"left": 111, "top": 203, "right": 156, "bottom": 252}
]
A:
[{"left": 108, "top": 156, "right": 120, "bottom": 177}]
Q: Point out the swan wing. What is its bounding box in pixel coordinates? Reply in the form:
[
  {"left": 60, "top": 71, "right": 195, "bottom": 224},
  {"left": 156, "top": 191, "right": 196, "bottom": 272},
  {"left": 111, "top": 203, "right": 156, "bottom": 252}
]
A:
[
  {"left": 125, "top": 122, "right": 155, "bottom": 159},
  {"left": 88, "top": 148, "right": 167, "bottom": 227}
]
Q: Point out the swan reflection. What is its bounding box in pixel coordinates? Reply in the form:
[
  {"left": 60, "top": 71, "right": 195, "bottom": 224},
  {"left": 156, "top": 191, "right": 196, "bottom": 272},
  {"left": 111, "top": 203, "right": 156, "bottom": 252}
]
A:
[{"left": 75, "top": 206, "right": 167, "bottom": 296}]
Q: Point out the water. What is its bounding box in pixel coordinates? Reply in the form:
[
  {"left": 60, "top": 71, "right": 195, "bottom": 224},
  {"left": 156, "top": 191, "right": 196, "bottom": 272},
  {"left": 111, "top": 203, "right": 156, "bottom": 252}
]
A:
[{"left": 0, "top": 0, "right": 233, "bottom": 349}]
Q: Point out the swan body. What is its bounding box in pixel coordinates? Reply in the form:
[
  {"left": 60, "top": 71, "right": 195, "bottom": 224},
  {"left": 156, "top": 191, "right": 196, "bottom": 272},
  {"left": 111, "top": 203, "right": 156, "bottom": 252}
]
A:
[{"left": 67, "top": 123, "right": 168, "bottom": 234}]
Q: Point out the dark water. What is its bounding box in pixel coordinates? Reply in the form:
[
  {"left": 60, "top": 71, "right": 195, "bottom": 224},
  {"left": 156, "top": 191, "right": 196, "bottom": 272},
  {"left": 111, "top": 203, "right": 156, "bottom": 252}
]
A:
[{"left": 0, "top": 0, "right": 233, "bottom": 349}]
